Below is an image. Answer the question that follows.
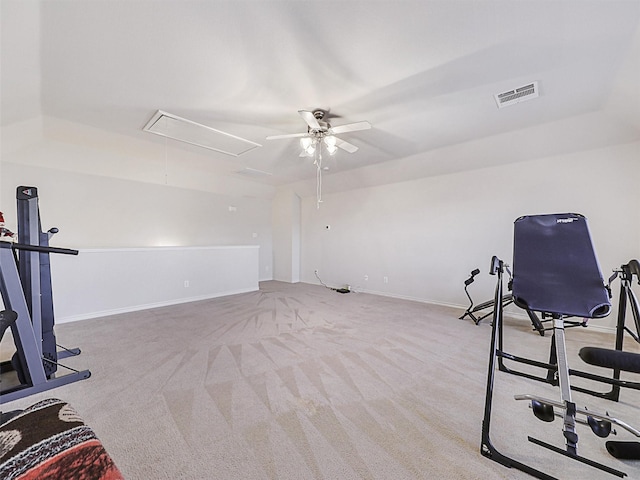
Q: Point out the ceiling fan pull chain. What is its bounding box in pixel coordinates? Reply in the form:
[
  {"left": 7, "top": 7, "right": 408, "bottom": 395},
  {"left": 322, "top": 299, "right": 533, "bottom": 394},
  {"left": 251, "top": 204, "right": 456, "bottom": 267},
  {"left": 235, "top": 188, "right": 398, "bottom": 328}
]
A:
[
  {"left": 316, "top": 150, "right": 323, "bottom": 209},
  {"left": 163, "top": 116, "right": 169, "bottom": 185}
]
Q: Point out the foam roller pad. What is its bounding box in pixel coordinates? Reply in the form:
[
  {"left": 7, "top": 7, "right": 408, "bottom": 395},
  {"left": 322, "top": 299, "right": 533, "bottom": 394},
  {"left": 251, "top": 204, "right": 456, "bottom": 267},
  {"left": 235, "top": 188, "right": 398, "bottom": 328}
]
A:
[
  {"left": 606, "top": 441, "right": 640, "bottom": 459},
  {"left": 579, "top": 347, "right": 640, "bottom": 374}
]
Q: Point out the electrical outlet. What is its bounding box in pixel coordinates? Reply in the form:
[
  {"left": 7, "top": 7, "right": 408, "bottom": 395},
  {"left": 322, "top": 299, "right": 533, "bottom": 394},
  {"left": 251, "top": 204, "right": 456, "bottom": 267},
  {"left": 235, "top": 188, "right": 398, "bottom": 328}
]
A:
[
  {"left": 383, "top": 276, "right": 388, "bottom": 284},
  {"left": 184, "top": 280, "right": 190, "bottom": 288},
  {"left": 364, "top": 275, "right": 369, "bottom": 281}
]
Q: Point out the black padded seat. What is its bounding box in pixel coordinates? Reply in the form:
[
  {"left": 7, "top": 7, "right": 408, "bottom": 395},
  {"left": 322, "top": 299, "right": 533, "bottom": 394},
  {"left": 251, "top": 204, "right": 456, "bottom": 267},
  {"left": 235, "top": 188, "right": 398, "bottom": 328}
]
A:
[{"left": 512, "top": 213, "right": 610, "bottom": 319}]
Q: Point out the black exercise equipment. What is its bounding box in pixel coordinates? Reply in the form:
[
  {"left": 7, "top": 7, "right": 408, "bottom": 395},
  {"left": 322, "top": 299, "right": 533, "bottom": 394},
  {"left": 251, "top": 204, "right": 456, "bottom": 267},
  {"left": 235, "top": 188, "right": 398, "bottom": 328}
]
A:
[
  {"left": 492, "top": 259, "right": 640, "bottom": 402},
  {"left": 578, "top": 259, "right": 640, "bottom": 462},
  {"left": 579, "top": 260, "right": 640, "bottom": 378},
  {"left": 606, "top": 441, "right": 640, "bottom": 460},
  {"left": 481, "top": 213, "right": 640, "bottom": 479},
  {"left": 460, "top": 268, "right": 513, "bottom": 325},
  {"left": 0, "top": 186, "right": 90, "bottom": 403},
  {"left": 0, "top": 310, "right": 22, "bottom": 424},
  {"left": 0, "top": 310, "right": 18, "bottom": 338},
  {"left": 460, "top": 266, "right": 545, "bottom": 335},
  {"left": 16, "top": 186, "right": 66, "bottom": 378},
  {"left": 580, "top": 347, "right": 640, "bottom": 374}
]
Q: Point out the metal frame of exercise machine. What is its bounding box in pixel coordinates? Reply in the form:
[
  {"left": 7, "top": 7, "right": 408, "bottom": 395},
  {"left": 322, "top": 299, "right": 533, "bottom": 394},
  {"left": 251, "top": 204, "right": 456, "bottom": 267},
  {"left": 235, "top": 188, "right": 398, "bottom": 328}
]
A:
[
  {"left": 460, "top": 268, "right": 513, "bottom": 325},
  {"left": 0, "top": 186, "right": 90, "bottom": 403},
  {"left": 460, "top": 266, "right": 545, "bottom": 335},
  {"left": 495, "top": 261, "right": 640, "bottom": 402},
  {"left": 578, "top": 259, "right": 640, "bottom": 460},
  {"left": 481, "top": 214, "right": 640, "bottom": 479}
]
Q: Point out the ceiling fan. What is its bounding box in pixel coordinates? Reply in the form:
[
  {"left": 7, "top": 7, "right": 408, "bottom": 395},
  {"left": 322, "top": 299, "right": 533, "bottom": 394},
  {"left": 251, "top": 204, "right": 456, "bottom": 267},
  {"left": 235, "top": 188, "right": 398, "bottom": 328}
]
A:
[{"left": 266, "top": 109, "right": 371, "bottom": 156}]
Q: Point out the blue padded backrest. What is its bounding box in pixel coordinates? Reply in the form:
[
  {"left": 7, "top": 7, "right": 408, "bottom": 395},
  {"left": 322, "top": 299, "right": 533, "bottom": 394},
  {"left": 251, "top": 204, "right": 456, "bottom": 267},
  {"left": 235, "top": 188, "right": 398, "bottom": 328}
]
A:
[{"left": 512, "top": 213, "right": 611, "bottom": 319}]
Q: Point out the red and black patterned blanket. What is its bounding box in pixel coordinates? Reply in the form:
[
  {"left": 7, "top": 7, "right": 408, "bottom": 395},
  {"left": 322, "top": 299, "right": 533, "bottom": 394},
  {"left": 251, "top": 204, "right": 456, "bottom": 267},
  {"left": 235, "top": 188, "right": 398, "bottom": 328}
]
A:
[{"left": 0, "top": 398, "right": 124, "bottom": 480}]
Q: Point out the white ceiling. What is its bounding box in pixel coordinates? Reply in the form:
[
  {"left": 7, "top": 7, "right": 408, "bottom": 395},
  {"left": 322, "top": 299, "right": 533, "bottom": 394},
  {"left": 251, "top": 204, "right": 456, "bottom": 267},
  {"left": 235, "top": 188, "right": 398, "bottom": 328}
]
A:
[{"left": 2, "top": 0, "right": 639, "bottom": 193}]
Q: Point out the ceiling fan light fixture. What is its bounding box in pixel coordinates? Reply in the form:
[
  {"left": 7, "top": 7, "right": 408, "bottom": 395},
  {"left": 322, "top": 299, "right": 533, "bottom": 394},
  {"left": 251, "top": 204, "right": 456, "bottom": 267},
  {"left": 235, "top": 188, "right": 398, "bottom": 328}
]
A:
[
  {"left": 300, "top": 137, "right": 313, "bottom": 150},
  {"left": 324, "top": 135, "right": 337, "bottom": 147},
  {"left": 266, "top": 109, "right": 372, "bottom": 208}
]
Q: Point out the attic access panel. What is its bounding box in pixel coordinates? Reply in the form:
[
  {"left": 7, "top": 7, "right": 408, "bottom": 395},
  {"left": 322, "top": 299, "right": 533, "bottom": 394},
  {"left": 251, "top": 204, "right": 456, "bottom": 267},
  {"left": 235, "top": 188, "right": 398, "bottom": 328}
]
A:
[{"left": 143, "top": 110, "right": 261, "bottom": 157}]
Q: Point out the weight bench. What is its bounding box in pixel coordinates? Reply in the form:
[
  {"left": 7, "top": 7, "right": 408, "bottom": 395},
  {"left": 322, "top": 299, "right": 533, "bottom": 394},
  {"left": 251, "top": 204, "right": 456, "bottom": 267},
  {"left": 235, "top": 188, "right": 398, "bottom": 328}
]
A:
[{"left": 481, "top": 214, "right": 640, "bottom": 479}]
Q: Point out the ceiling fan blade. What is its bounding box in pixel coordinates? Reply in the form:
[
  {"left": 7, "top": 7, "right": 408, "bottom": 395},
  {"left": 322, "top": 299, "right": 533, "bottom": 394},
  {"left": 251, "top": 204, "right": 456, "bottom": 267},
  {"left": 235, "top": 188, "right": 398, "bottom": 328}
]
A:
[
  {"left": 330, "top": 121, "right": 371, "bottom": 134},
  {"left": 336, "top": 138, "right": 359, "bottom": 153},
  {"left": 266, "top": 132, "right": 308, "bottom": 140},
  {"left": 298, "top": 110, "right": 321, "bottom": 130}
]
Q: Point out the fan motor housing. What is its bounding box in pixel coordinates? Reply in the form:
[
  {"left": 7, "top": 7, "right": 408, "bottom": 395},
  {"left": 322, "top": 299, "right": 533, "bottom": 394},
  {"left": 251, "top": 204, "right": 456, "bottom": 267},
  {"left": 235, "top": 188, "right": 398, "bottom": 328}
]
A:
[
  {"left": 312, "top": 109, "right": 326, "bottom": 120},
  {"left": 310, "top": 110, "right": 330, "bottom": 134}
]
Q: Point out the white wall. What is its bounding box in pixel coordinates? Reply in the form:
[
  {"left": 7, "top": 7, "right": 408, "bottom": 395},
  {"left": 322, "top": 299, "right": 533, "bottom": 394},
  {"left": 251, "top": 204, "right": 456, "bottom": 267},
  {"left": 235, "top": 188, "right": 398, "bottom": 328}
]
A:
[
  {"left": 301, "top": 142, "right": 640, "bottom": 329},
  {"left": 1, "top": 162, "right": 274, "bottom": 281},
  {"left": 50, "top": 246, "right": 259, "bottom": 322},
  {"left": 271, "top": 189, "right": 301, "bottom": 283},
  {"left": 0, "top": 0, "right": 41, "bottom": 126}
]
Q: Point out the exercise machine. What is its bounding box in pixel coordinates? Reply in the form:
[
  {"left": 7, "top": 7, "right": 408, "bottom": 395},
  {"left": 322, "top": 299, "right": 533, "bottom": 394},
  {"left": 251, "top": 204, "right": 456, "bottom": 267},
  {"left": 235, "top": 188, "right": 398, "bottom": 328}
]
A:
[
  {"left": 578, "top": 259, "right": 640, "bottom": 460},
  {"left": 0, "top": 186, "right": 90, "bottom": 403},
  {"left": 491, "top": 259, "right": 639, "bottom": 401},
  {"left": 0, "top": 310, "right": 22, "bottom": 424},
  {"left": 459, "top": 268, "right": 512, "bottom": 325},
  {"left": 460, "top": 266, "right": 545, "bottom": 335},
  {"left": 481, "top": 213, "right": 640, "bottom": 479}
]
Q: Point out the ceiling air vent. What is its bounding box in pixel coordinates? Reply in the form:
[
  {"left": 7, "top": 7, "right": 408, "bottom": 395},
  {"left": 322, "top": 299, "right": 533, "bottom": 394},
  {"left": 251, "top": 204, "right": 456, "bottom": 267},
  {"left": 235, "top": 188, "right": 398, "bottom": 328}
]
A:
[
  {"left": 143, "top": 110, "right": 261, "bottom": 157},
  {"left": 494, "top": 81, "right": 539, "bottom": 109}
]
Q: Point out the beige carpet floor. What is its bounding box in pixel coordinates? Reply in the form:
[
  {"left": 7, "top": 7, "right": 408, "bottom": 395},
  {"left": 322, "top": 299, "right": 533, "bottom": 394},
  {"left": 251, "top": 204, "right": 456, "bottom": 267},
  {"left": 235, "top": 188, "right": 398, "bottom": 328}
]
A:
[{"left": 2, "top": 280, "right": 639, "bottom": 479}]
